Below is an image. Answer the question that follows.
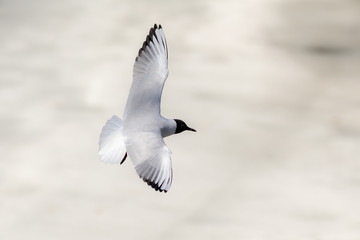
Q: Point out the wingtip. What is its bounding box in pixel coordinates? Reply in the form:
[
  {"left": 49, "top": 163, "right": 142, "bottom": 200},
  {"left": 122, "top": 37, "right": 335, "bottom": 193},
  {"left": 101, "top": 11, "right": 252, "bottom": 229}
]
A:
[
  {"left": 154, "top": 23, "right": 163, "bottom": 29},
  {"left": 135, "top": 23, "right": 169, "bottom": 62},
  {"left": 141, "top": 177, "right": 169, "bottom": 193},
  {"left": 152, "top": 23, "right": 163, "bottom": 29},
  {"left": 136, "top": 23, "right": 166, "bottom": 61}
]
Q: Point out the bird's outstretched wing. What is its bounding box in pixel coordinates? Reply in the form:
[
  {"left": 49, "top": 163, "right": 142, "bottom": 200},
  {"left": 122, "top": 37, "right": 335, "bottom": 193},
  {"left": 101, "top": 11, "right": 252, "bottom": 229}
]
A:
[
  {"left": 123, "top": 24, "right": 172, "bottom": 192},
  {"left": 124, "top": 24, "right": 168, "bottom": 119},
  {"left": 126, "top": 131, "right": 173, "bottom": 192}
]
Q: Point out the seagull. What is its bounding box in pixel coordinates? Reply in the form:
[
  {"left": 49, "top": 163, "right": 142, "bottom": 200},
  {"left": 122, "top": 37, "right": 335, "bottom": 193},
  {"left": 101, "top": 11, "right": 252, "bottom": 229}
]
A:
[{"left": 98, "top": 24, "right": 196, "bottom": 193}]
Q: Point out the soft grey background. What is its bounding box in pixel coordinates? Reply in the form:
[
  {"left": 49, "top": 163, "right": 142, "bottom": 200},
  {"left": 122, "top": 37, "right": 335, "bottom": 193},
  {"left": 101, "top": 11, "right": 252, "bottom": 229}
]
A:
[{"left": 1, "top": 0, "right": 360, "bottom": 239}]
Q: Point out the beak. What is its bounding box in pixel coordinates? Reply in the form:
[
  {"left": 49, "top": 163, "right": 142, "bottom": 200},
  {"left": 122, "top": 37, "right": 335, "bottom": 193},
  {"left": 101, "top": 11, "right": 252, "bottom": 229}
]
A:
[{"left": 187, "top": 127, "right": 197, "bottom": 132}]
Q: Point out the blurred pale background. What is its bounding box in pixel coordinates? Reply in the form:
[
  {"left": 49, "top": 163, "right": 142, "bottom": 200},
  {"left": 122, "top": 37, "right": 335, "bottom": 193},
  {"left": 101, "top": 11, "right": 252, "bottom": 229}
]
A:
[{"left": 1, "top": 0, "right": 360, "bottom": 239}]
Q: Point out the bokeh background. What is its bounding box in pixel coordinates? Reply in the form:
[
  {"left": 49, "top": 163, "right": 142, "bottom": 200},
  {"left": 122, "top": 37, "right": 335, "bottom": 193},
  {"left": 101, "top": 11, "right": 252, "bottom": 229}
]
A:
[{"left": 1, "top": 0, "right": 360, "bottom": 239}]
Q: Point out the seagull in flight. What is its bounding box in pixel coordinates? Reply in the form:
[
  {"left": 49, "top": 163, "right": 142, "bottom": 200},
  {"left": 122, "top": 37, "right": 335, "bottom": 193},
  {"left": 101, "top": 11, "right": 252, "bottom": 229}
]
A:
[{"left": 98, "top": 24, "right": 196, "bottom": 193}]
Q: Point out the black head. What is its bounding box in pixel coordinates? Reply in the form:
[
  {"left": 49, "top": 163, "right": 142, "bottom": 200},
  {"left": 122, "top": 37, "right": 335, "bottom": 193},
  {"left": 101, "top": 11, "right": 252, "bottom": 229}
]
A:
[{"left": 175, "top": 119, "right": 196, "bottom": 134}]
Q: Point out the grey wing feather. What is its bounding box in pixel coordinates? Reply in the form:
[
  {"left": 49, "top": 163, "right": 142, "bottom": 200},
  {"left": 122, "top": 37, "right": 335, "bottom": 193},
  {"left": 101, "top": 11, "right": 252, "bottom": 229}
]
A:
[{"left": 124, "top": 24, "right": 169, "bottom": 119}]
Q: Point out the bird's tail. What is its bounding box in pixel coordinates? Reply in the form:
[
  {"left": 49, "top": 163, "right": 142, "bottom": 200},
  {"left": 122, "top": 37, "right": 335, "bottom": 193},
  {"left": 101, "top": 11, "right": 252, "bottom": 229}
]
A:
[{"left": 98, "top": 115, "right": 127, "bottom": 164}]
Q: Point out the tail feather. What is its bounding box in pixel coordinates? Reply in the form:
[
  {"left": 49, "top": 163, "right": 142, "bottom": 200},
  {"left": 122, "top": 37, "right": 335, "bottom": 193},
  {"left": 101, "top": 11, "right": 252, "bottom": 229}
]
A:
[{"left": 98, "top": 115, "right": 127, "bottom": 164}]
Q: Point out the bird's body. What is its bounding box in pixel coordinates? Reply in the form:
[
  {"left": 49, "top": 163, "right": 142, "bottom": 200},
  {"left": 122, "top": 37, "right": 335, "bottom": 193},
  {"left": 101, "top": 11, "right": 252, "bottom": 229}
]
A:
[{"left": 98, "top": 24, "right": 195, "bottom": 192}]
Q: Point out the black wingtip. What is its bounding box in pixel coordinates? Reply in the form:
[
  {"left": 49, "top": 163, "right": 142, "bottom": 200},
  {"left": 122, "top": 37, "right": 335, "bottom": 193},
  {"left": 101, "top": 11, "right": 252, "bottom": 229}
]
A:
[
  {"left": 146, "top": 35, "right": 152, "bottom": 45},
  {"left": 136, "top": 24, "right": 166, "bottom": 62},
  {"left": 141, "top": 177, "right": 167, "bottom": 193},
  {"left": 142, "top": 41, "right": 147, "bottom": 50},
  {"left": 149, "top": 27, "right": 155, "bottom": 36},
  {"left": 149, "top": 26, "right": 158, "bottom": 42}
]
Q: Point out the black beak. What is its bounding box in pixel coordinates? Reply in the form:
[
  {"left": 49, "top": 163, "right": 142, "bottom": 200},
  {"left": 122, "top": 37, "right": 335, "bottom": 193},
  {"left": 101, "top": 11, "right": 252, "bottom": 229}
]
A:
[{"left": 187, "top": 127, "right": 196, "bottom": 132}]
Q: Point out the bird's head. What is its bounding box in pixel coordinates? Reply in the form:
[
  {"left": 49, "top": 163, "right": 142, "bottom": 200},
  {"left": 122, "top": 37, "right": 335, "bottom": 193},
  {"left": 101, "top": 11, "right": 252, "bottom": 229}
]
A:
[{"left": 174, "top": 119, "right": 196, "bottom": 134}]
